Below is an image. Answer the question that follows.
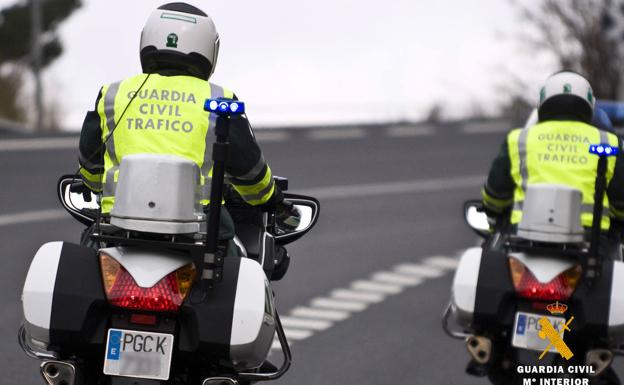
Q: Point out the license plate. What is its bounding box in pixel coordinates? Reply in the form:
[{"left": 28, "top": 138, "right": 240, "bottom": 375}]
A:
[
  {"left": 511, "top": 311, "right": 566, "bottom": 352},
  {"left": 103, "top": 328, "right": 174, "bottom": 381}
]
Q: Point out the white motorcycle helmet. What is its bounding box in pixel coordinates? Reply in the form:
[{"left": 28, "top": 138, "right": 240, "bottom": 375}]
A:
[
  {"left": 140, "top": 2, "right": 220, "bottom": 80},
  {"left": 537, "top": 70, "right": 595, "bottom": 123}
]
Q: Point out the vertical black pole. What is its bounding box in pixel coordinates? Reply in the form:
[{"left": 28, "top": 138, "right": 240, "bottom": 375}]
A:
[
  {"left": 204, "top": 115, "right": 229, "bottom": 279},
  {"left": 588, "top": 155, "right": 608, "bottom": 284}
]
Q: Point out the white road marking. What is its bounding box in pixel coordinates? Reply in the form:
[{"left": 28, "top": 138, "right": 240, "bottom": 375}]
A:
[
  {"left": 308, "top": 128, "right": 366, "bottom": 140},
  {"left": 0, "top": 175, "right": 483, "bottom": 227},
  {"left": 310, "top": 298, "right": 369, "bottom": 312},
  {"left": 424, "top": 255, "right": 460, "bottom": 270},
  {"left": 386, "top": 125, "right": 434, "bottom": 137},
  {"left": 272, "top": 254, "right": 460, "bottom": 351},
  {"left": 290, "top": 307, "right": 351, "bottom": 321},
  {"left": 0, "top": 209, "right": 67, "bottom": 227},
  {"left": 331, "top": 289, "right": 385, "bottom": 303},
  {"left": 279, "top": 317, "right": 333, "bottom": 331},
  {"left": 255, "top": 131, "right": 290, "bottom": 142},
  {"left": 460, "top": 121, "right": 510, "bottom": 135},
  {"left": 372, "top": 272, "right": 423, "bottom": 286},
  {"left": 0, "top": 137, "right": 78, "bottom": 152},
  {"left": 394, "top": 263, "right": 445, "bottom": 278},
  {"left": 297, "top": 174, "right": 483, "bottom": 200},
  {"left": 351, "top": 280, "right": 403, "bottom": 294},
  {"left": 282, "top": 328, "right": 314, "bottom": 341}
]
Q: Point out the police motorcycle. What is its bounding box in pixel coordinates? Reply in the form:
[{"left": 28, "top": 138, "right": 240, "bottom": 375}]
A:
[
  {"left": 18, "top": 99, "right": 320, "bottom": 385},
  {"left": 443, "top": 143, "right": 624, "bottom": 385}
]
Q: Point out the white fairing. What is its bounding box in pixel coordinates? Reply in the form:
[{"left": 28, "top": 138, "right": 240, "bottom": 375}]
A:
[
  {"left": 231, "top": 259, "right": 268, "bottom": 346},
  {"left": 452, "top": 247, "right": 482, "bottom": 321},
  {"left": 22, "top": 242, "right": 63, "bottom": 345},
  {"left": 101, "top": 247, "right": 193, "bottom": 288},
  {"left": 609, "top": 261, "right": 624, "bottom": 334},
  {"left": 510, "top": 252, "right": 575, "bottom": 283}
]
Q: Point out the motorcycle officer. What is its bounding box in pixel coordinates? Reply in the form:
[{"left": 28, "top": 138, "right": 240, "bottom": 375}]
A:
[
  {"left": 482, "top": 71, "right": 624, "bottom": 243},
  {"left": 77, "top": 2, "right": 300, "bottom": 258}
]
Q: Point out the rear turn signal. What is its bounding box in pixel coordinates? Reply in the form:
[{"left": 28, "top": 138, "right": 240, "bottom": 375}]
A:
[
  {"left": 508, "top": 257, "right": 582, "bottom": 301},
  {"left": 99, "top": 253, "right": 196, "bottom": 312}
]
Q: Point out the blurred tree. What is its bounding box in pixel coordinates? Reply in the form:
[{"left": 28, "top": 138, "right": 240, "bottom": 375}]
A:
[
  {"left": 516, "top": 0, "right": 623, "bottom": 100},
  {"left": 0, "top": 0, "right": 81, "bottom": 129}
]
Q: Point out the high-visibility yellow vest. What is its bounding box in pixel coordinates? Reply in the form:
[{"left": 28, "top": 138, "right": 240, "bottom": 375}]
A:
[
  {"left": 508, "top": 121, "right": 618, "bottom": 230},
  {"left": 96, "top": 73, "right": 234, "bottom": 213}
]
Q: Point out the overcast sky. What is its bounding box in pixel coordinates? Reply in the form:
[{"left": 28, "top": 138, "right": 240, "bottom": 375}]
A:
[{"left": 2, "top": 0, "right": 556, "bottom": 129}]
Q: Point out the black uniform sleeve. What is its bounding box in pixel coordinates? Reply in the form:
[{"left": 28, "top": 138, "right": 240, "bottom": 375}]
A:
[
  {"left": 225, "top": 95, "right": 281, "bottom": 206},
  {"left": 482, "top": 137, "right": 516, "bottom": 214},
  {"left": 607, "top": 138, "right": 624, "bottom": 220},
  {"left": 78, "top": 89, "right": 104, "bottom": 192}
]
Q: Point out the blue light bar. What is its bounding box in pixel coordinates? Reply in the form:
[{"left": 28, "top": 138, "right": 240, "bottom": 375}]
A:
[
  {"left": 589, "top": 143, "right": 619, "bottom": 157},
  {"left": 204, "top": 99, "right": 245, "bottom": 116}
]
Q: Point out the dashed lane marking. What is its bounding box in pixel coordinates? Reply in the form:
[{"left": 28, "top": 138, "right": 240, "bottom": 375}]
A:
[
  {"left": 350, "top": 280, "right": 403, "bottom": 294},
  {"left": 394, "top": 263, "right": 446, "bottom": 278},
  {"left": 279, "top": 317, "right": 333, "bottom": 331},
  {"left": 386, "top": 125, "right": 434, "bottom": 137},
  {"left": 297, "top": 175, "right": 483, "bottom": 200},
  {"left": 460, "top": 121, "right": 510, "bottom": 135},
  {"left": 310, "top": 298, "right": 370, "bottom": 312},
  {"left": 308, "top": 128, "right": 367, "bottom": 140},
  {"left": 0, "top": 176, "right": 483, "bottom": 227},
  {"left": 0, "top": 209, "right": 67, "bottom": 227},
  {"left": 255, "top": 131, "right": 290, "bottom": 142},
  {"left": 0, "top": 137, "right": 78, "bottom": 151},
  {"left": 272, "top": 254, "right": 459, "bottom": 350},
  {"left": 290, "top": 307, "right": 351, "bottom": 321},
  {"left": 331, "top": 289, "right": 385, "bottom": 303},
  {"left": 372, "top": 272, "right": 424, "bottom": 286}
]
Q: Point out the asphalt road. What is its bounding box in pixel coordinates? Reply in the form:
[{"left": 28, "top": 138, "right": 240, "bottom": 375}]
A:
[{"left": 1, "top": 121, "right": 613, "bottom": 385}]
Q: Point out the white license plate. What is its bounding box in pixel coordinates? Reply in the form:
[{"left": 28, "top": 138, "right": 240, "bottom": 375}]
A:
[
  {"left": 511, "top": 311, "right": 566, "bottom": 352},
  {"left": 103, "top": 328, "right": 174, "bottom": 381}
]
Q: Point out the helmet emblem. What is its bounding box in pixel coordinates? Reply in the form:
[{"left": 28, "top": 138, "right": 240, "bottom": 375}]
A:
[
  {"left": 539, "top": 87, "right": 546, "bottom": 103},
  {"left": 563, "top": 83, "right": 572, "bottom": 93},
  {"left": 587, "top": 89, "right": 594, "bottom": 103},
  {"left": 166, "top": 33, "right": 179, "bottom": 48}
]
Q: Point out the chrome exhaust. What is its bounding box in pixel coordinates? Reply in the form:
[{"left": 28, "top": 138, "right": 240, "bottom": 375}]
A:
[
  {"left": 585, "top": 349, "right": 613, "bottom": 377},
  {"left": 466, "top": 335, "right": 492, "bottom": 364},
  {"left": 203, "top": 378, "right": 239, "bottom": 385},
  {"left": 40, "top": 361, "right": 76, "bottom": 385}
]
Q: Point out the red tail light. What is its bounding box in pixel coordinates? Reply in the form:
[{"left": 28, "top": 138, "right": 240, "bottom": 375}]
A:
[
  {"left": 508, "top": 257, "right": 582, "bottom": 301},
  {"left": 99, "top": 253, "right": 196, "bottom": 312}
]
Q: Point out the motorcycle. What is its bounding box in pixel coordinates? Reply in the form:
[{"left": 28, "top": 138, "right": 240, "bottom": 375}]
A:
[
  {"left": 19, "top": 99, "right": 320, "bottom": 385},
  {"left": 443, "top": 143, "right": 624, "bottom": 385}
]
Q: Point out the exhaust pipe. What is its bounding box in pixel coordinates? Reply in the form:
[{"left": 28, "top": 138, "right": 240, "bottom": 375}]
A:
[
  {"left": 466, "top": 335, "right": 492, "bottom": 364},
  {"left": 203, "top": 377, "right": 239, "bottom": 385},
  {"left": 40, "top": 361, "right": 76, "bottom": 385},
  {"left": 586, "top": 349, "right": 613, "bottom": 377}
]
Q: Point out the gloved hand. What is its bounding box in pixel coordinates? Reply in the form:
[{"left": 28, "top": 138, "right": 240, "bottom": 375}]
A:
[{"left": 276, "top": 200, "right": 301, "bottom": 232}]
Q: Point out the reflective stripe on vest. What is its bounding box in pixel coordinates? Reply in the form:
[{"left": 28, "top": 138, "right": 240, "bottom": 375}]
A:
[
  {"left": 97, "top": 74, "right": 234, "bottom": 213},
  {"left": 510, "top": 121, "right": 617, "bottom": 229}
]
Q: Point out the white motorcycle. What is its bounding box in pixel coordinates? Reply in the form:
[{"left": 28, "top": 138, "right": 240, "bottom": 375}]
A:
[
  {"left": 444, "top": 140, "right": 624, "bottom": 384},
  {"left": 19, "top": 100, "right": 320, "bottom": 385}
]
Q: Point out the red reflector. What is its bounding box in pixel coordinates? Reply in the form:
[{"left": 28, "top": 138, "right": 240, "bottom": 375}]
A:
[
  {"left": 515, "top": 269, "right": 574, "bottom": 301},
  {"left": 107, "top": 268, "right": 183, "bottom": 312},
  {"left": 130, "top": 314, "right": 158, "bottom": 325}
]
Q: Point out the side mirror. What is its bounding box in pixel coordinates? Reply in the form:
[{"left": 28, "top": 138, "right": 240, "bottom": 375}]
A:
[
  {"left": 275, "top": 194, "right": 320, "bottom": 245},
  {"left": 464, "top": 200, "right": 490, "bottom": 238},
  {"left": 57, "top": 175, "right": 100, "bottom": 226}
]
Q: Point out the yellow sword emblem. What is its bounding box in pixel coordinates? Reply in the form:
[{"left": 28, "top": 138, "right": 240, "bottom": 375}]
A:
[{"left": 537, "top": 316, "right": 574, "bottom": 360}]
